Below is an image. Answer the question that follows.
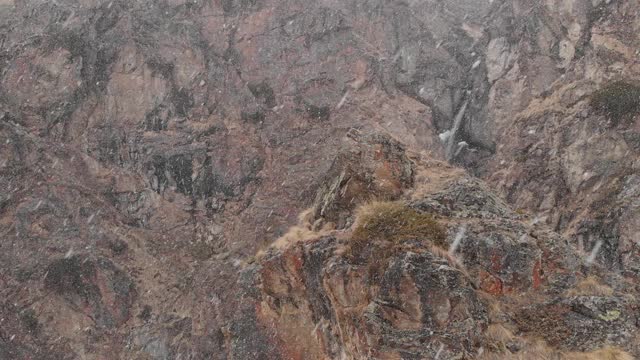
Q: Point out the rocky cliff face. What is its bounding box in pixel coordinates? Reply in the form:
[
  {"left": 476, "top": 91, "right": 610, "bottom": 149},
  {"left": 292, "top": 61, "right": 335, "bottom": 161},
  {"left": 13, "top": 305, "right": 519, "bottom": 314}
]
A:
[
  {"left": 475, "top": 0, "right": 640, "bottom": 279},
  {"left": 1, "top": 0, "right": 639, "bottom": 358},
  {"left": 232, "top": 138, "right": 639, "bottom": 359}
]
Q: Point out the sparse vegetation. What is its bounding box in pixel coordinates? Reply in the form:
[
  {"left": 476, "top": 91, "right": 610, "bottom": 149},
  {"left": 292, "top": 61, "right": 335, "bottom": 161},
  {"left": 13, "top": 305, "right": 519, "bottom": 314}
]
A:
[
  {"left": 138, "top": 305, "right": 152, "bottom": 322},
  {"left": 19, "top": 308, "right": 40, "bottom": 334},
  {"left": 270, "top": 226, "right": 317, "bottom": 250},
  {"left": 483, "top": 324, "right": 516, "bottom": 353},
  {"left": 256, "top": 208, "right": 335, "bottom": 259},
  {"left": 350, "top": 201, "right": 446, "bottom": 252},
  {"left": 191, "top": 241, "right": 216, "bottom": 261},
  {"left": 346, "top": 201, "right": 446, "bottom": 279},
  {"left": 44, "top": 255, "right": 97, "bottom": 298},
  {"left": 565, "top": 346, "right": 634, "bottom": 360},
  {"left": 566, "top": 275, "right": 614, "bottom": 297},
  {"left": 248, "top": 81, "right": 277, "bottom": 108},
  {"left": 590, "top": 81, "right": 640, "bottom": 124},
  {"left": 479, "top": 335, "right": 633, "bottom": 360}
]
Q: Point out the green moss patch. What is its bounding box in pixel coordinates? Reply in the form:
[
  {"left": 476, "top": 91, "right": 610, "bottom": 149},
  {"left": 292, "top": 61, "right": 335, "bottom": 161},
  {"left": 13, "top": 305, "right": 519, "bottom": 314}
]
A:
[
  {"left": 590, "top": 81, "right": 640, "bottom": 124},
  {"left": 347, "top": 202, "right": 447, "bottom": 276},
  {"left": 352, "top": 202, "right": 445, "bottom": 245}
]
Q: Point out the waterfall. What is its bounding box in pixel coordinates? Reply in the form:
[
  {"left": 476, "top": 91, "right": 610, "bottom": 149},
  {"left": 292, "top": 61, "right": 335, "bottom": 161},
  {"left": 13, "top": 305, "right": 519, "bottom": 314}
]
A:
[{"left": 445, "top": 98, "right": 469, "bottom": 161}]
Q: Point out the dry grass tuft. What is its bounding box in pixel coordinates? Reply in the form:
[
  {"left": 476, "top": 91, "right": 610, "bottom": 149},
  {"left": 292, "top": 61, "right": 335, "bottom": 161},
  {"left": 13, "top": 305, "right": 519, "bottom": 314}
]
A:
[
  {"left": 482, "top": 324, "right": 517, "bottom": 354},
  {"left": 485, "top": 324, "right": 516, "bottom": 344},
  {"left": 478, "top": 335, "right": 633, "bottom": 360},
  {"left": 408, "top": 163, "right": 465, "bottom": 201},
  {"left": 345, "top": 201, "right": 446, "bottom": 280},
  {"left": 349, "top": 201, "right": 446, "bottom": 253},
  {"left": 564, "top": 346, "right": 634, "bottom": 360},
  {"left": 566, "top": 275, "right": 614, "bottom": 297},
  {"left": 428, "top": 244, "right": 470, "bottom": 277},
  {"left": 259, "top": 208, "right": 334, "bottom": 258}
]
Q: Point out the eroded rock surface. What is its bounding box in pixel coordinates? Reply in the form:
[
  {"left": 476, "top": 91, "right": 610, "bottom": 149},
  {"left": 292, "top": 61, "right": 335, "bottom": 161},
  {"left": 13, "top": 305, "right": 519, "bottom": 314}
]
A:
[
  {"left": 238, "top": 156, "right": 640, "bottom": 358},
  {"left": 1, "top": 0, "right": 639, "bottom": 358}
]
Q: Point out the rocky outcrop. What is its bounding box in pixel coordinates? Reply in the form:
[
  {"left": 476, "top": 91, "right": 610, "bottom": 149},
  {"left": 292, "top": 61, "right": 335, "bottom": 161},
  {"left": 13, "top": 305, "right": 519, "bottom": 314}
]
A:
[
  {"left": 470, "top": 0, "right": 640, "bottom": 278},
  {"left": 235, "top": 156, "right": 640, "bottom": 358},
  {"left": 311, "top": 131, "right": 415, "bottom": 229},
  {"left": 236, "top": 237, "right": 487, "bottom": 359}
]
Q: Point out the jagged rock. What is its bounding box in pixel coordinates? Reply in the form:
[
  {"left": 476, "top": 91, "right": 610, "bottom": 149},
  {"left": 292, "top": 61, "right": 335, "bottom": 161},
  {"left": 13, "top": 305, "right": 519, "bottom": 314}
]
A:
[
  {"left": 238, "top": 157, "right": 640, "bottom": 358},
  {"left": 311, "top": 132, "right": 414, "bottom": 229},
  {"left": 234, "top": 236, "right": 488, "bottom": 360},
  {"left": 44, "top": 255, "right": 136, "bottom": 328},
  {"left": 516, "top": 295, "right": 640, "bottom": 354}
]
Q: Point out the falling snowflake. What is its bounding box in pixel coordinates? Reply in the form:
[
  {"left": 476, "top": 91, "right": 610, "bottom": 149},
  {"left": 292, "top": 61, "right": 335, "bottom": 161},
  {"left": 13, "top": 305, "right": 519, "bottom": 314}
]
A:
[
  {"left": 586, "top": 240, "right": 604, "bottom": 265},
  {"left": 449, "top": 225, "right": 466, "bottom": 255}
]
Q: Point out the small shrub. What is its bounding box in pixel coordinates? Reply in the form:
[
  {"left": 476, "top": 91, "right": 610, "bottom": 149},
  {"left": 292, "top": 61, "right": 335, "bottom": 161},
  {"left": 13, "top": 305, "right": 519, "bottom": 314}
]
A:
[
  {"left": 566, "top": 275, "right": 613, "bottom": 297},
  {"left": 138, "top": 305, "right": 152, "bottom": 322},
  {"left": 108, "top": 238, "right": 128, "bottom": 255},
  {"left": 19, "top": 309, "right": 39, "bottom": 334},
  {"left": 44, "top": 255, "right": 97, "bottom": 298},
  {"left": 191, "top": 241, "right": 215, "bottom": 261},
  {"left": 248, "top": 81, "right": 277, "bottom": 108},
  {"left": 346, "top": 202, "right": 446, "bottom": 280},
  {"left": 590, "top": 81, "right": 640, "bottom": 124},
  {"left": 350, "top": 201, "right": 446, "bottom": 251}
]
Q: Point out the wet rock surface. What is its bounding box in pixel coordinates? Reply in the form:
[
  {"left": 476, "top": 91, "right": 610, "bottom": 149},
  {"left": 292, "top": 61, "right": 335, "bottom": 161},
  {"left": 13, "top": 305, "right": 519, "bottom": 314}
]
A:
[
  {"left": 236, "top": 237, "right": 488, "bottom": 359},
  {"left": 237, "top": 158, "right": 640, "bottom": 358},
  {"left": 0, "top": 0, "right": 639, "bottom": 358}
]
